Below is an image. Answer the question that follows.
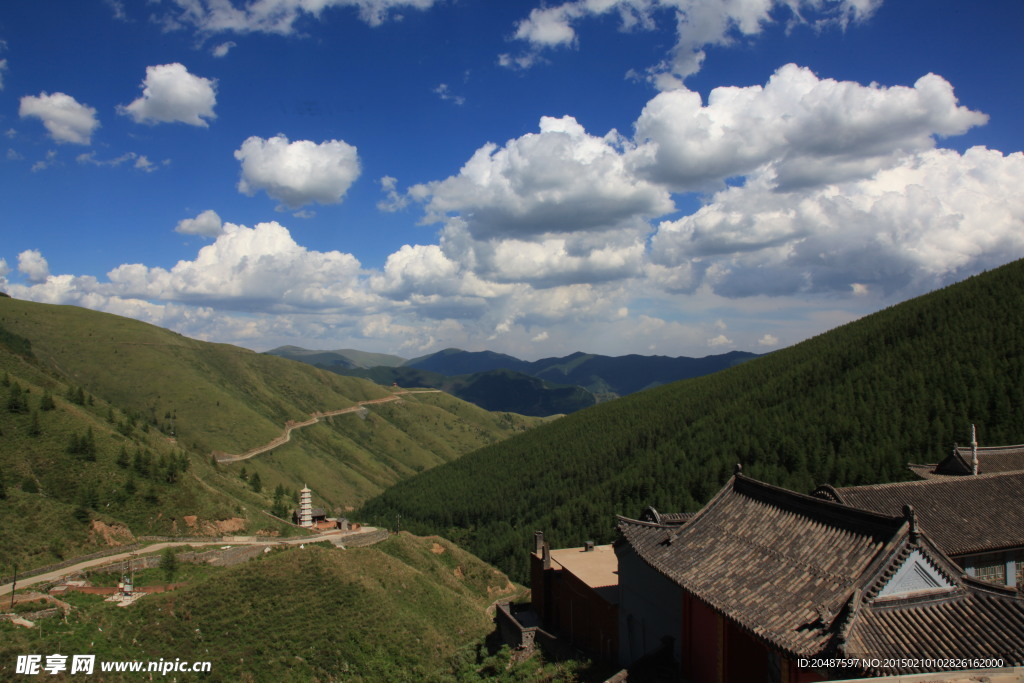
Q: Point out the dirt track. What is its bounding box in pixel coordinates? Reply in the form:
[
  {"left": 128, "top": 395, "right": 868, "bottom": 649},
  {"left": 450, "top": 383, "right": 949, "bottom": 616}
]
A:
[
  {"left": 212, "top": 390, "right": 441, "bottom": 463},
  {"left": 0, "top": 528, "right": 380, "bottom": 597}
]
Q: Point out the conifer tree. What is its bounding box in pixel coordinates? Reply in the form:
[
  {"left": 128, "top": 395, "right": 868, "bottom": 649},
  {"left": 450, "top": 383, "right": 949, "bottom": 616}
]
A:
[
  {"left": 83, "top": 427, "right": 96, "bottom": 461},
  {"left": 160, "top": 548, "right": 178, "bottom": 582},
  {"left": 26, "top": 410, "right": 40, "bottom": 437},
  {"left": 6, "top": 381, "right": 28, "bottom": 413},
  {"left": 39, "top": 390, "right": 55, "bottom": 411}
]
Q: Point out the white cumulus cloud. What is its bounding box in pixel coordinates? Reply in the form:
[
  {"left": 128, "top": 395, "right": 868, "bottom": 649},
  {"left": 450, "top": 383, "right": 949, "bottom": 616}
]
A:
[
  {"left": 707, "top": 333, "right": 734, "bottom": 347},
  {"left": 107, "top": 221, "right": 371, "bottom": 312},
  {"left": 651, "top": 146, "right": 1024, "bottom": 298},
  {"left": 119, "top": 63, "right": 217, "bottom": 127},
  {"left": 19, "top": 92, "right": 99, "bottom": 145},
  {"left": 175, "top": 209, "right": 225, "bottom": 237},
  {"left": 411, "top": 115, "right": 673, "bottom": 239},
  {"left": 235, "top": 134, "right": 361, "bottom": 209},
  {"left": 629, "top": 64, "right": 987, "bottom": 192},
  {"left": 17, "top": 249, "right": 50, "bottom": 283}
]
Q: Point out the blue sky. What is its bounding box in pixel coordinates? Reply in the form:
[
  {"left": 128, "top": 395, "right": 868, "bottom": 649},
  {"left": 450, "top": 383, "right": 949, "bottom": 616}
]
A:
[{"left": 1, "top": 1, "right": 1022, "bottom": 359}]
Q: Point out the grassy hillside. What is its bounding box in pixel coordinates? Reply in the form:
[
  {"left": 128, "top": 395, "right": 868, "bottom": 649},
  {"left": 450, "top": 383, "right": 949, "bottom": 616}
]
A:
[
  {"left": 0, "top": 535, "right": 531, "bottom": 681},
  {"left": 358, "top": 259, "right": 1024, "bottom": 581},
  {"left": 0, "top": 325, "right": 289, "bottom": 572},
  {"left": 0, "top": 298, "right": 541, "bottom": 571}
]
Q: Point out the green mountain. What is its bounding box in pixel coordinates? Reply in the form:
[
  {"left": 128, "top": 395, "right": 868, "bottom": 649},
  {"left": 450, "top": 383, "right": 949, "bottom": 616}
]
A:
[
  {"left": 318, "top": 365, "right": 597, "bottom": 417},
  {"left": 358, "top": 259, "right": 1024, "bottom": 581},
  {"left": 0, "top": 298, "right": 541, "bottom": 571},
  {"left": 528, "top": 349, "right": 758, "bottom": 395},
  {"left": 405, "top": 348, "right": 534, "bottom": 375},
  {"left": 0, "top": 535, "right": 534, "bottom": 681},
  {"left": 404, "top": 347, "right": 760, "bottom": 397},
  {"left": 275, "top": 344, "right": 757, "bottom": 415},
  {"left": 265, "top": 345, "right": 405, "bottom": 369}
]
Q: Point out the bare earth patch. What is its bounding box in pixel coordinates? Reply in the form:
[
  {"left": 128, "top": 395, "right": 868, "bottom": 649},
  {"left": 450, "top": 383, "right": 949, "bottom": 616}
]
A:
[
  {"left": 88, "top": 520, "right": 136, "bottom": 546},
  {"left": 212, "top": 518, "right": 247, "bottom": 534},
  {"left": 431, "top": 542, "right": 446, "bottom": 554}
]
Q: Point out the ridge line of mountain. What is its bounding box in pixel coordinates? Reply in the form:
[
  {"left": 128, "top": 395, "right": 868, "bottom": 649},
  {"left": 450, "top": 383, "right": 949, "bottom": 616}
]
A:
[{"left": 265, "top": 345, "right": 760, "bottom": 415}]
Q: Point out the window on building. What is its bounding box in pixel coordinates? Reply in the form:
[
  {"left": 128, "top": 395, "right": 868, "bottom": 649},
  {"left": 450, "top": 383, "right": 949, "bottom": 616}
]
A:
[{"left": 975, "top": 561, "right": 1007, "bottom": 585}]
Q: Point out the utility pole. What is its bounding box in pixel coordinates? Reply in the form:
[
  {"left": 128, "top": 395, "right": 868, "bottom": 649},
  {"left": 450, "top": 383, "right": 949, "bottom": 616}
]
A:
[{"left": 9, "top": 563, "right": 16, "bottom": 611}]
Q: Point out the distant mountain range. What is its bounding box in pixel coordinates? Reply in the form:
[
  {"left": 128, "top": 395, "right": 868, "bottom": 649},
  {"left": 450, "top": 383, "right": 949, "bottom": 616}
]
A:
[{"left": 265, "top": 346, "right": 760, "bottom": 416}]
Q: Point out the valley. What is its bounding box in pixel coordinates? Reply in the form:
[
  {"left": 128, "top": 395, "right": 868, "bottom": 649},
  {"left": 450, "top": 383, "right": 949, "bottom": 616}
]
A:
[{"left": 4, "top": 258, "right": 1024, "bottom": 680}]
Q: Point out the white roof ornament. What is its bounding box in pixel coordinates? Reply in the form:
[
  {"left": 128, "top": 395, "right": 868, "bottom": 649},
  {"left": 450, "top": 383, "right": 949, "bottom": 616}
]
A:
[{"left": 971, "top": 423, "right": 978, "bottom": 475}]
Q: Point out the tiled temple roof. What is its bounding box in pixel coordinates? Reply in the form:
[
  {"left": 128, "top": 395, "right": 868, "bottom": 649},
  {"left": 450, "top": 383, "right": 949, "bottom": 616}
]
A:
[
  {"left": 828, "top": 471, "right": 1024, "bottom": 556},
  {"left": 618, "top": 474, "right": 906, "bottom": 659},
  {"left": 846, "top": 580, "right": 1024, "bottom": 674},
  {"left": 619, "top": 472, "right": 1024, "bottom": 672},
  {"left": 910, "top": 443, "right": 1024, "bottom": 479}
]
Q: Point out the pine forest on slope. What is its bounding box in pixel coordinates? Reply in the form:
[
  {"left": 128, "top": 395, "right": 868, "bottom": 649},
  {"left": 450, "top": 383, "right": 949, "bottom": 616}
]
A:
[
  {"left": 0, "top": 297, "right": 542, "bottom": 571},
  {"left": 358, "top": 259, "right": 1024, "bottom": 583}
]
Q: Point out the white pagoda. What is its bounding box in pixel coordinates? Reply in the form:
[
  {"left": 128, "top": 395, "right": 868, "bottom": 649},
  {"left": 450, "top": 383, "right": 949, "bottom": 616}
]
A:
[{"left": 298, "top": 485, "right": 313, "bottom": 527}]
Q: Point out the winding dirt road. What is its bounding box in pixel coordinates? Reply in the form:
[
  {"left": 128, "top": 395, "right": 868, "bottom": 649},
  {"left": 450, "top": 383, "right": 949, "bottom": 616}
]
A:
[{"left": 211, "top": 390, "right": 441, "bottom": 463}]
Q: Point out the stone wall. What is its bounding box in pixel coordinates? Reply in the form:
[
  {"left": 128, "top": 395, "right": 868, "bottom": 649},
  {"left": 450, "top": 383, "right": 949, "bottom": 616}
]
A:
[{"left": 495, "top": 602, "right": 592, "bottom": 665}]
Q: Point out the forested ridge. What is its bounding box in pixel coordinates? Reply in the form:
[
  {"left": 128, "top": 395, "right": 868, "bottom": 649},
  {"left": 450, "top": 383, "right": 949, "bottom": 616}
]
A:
[{"left": 358, "top": 259, "right": 1024, "bottom": 582}]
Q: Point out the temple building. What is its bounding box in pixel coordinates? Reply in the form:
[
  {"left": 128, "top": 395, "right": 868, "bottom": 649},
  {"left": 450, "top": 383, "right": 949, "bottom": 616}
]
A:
[
  {"left": 531, "top": 536, "right": 619, "bottom": 663},
  {"left": 291, "top": 486, "right": 347, "bottom": 530},
  {"left": 530, "top": 464, "right": 1024, "bottom": 681},
  {"left": 908, "top": 427, "right": 1024, "bottom": 479},
  {"left": 813, "top": 471, "right": 1024, "bottom": 589}
]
